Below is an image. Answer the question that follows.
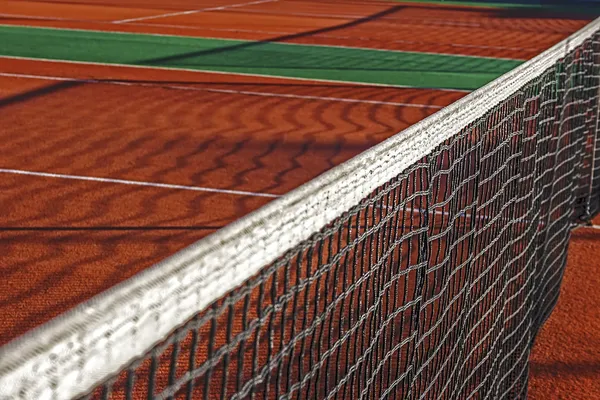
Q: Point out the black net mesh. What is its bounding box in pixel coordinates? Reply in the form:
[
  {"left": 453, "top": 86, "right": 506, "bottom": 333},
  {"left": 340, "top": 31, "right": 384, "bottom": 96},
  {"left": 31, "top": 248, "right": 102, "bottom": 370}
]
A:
[{"left": 76, "top": 35, "right": 600, "bottom": 400}]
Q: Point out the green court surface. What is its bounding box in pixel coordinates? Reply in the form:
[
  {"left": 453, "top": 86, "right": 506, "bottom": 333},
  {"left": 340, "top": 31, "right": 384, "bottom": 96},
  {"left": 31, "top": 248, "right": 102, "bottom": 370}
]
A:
[{"left": 0, "top": 25, "right": 523, "bottom": 90}]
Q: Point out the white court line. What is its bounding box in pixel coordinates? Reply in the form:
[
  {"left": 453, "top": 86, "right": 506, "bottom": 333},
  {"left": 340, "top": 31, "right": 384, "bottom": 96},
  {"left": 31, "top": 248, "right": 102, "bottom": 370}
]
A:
[
  {"left": 0, "top": 164, "right": 548, "bottom": 225},
  {"left": 0, "top": 55, "right": 471, "bottom": 92},
  {"left": 217, "top": 8, "right": 486, "bottom": 28},
  {"left": 2, "top": 11, "right": 470, "bottom": 25},
  {"left": 112, "top": 0, "right": 279, "bottom": 24},
  {"left": 582, "top": 224, "right": 600, "bottom": 230},
  {"left": 0, "top": 72, "right": 445, "bottom": 109},
  {"left": 0, "top": 13, "right": 75, "bottom": 21},
  {"left": 0, "top": 168, "right": 280, "bottom": 198},
  {"left": 203, "top": 88, "right": 445, "bottom": 108}
]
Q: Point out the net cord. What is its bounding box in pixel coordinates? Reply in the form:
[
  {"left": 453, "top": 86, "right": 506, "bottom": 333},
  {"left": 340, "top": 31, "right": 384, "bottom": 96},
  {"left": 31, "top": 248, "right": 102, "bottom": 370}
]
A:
[{"left": 1, "top": 17, "right": 599, "bottom": 400}]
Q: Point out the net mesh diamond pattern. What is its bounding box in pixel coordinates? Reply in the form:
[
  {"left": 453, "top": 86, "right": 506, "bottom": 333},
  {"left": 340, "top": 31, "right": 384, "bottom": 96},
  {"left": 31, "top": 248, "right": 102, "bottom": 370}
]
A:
[{"left": 80, "top": 34, "right": 600, "bottom": 400}]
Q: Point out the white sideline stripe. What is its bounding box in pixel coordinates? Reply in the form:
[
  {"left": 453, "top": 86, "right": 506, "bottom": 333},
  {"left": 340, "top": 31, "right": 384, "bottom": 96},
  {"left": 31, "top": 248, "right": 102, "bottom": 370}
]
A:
[
  {"left": 220, "top": 8, "right": 487, "bottom": 28},
  {"left": 112, "top": 0, "right": 279, "bottom": 24},
  {"left": 191, "top": 88, "right": 445, "bottom": 108},
  {"left": 0, "top": 55, "right": 471, "bottom": 92},
  {"left": 0, "top": 13, "right": 74, "bottom": 21},
  {"left": 5, "top": 14, "right": 597, "bottom": 400},
  {"left": 0, "top": 169, "right": 280, "bottom": 198},
  {"left": 0, "top": 72, "right": 445, "bottom": 109},
  {"left": 0, "top": 9, "right": 521, "bottom": 30}
]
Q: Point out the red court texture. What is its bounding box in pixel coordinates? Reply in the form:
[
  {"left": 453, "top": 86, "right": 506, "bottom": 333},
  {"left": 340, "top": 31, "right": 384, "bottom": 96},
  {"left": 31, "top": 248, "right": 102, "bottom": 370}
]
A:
[
  {"left": 0, "top": 0, "right": 598, "bottom": 398},
  {"left": 0, "top": 57, "right": 464, "bottom": 345}
]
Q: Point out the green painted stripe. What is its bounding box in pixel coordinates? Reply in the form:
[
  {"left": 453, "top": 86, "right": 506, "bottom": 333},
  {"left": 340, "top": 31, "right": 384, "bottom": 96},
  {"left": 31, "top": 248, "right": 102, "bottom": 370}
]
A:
[{"left": 0, "top": 25, "right": 523, "bottom": 90}]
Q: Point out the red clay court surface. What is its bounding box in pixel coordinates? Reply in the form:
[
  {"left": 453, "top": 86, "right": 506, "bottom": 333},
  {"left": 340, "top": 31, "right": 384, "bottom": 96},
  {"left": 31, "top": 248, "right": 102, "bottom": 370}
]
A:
[
  {"left": 0, "top": 58, "right": 463, "bottom": 344},
  {"left": 0, "top": 0, "right": 598, "bottom": 398},
  {"left": 528, "top": 216, "right": 600, "bottom": 399}
]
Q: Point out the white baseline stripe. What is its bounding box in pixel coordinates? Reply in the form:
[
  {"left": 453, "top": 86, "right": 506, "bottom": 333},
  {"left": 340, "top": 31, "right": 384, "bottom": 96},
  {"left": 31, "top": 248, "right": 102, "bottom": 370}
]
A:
[
  {"left": 0, "top": 13, "right": 75, "bottom": 21},
  {"left": 0, "top": 169, "right": 280, "bottom": 198},
  {"left": 0, "top": 55, "right": 471, "bottom": 92},
  {"left": 0, "top": 72, "right": 445, "bottom": 109},
  {"left": 221, "top": 8, "right": 486, "bottom": 28},
  {"left": 206, "top": 88, "right": 445, "bottom": 108},
  {"left": 112, "top": 0, "right": 279, "bottom": 24},
  {"left": 0, "top": 164, "right": 534, "bottom": 224}
]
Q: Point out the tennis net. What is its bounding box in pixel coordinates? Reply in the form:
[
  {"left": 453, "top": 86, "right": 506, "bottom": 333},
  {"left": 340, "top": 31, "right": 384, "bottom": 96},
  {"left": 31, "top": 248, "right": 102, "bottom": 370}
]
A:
[{"left": 2, "top": 18, "right": 600, "bottom": 400}]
